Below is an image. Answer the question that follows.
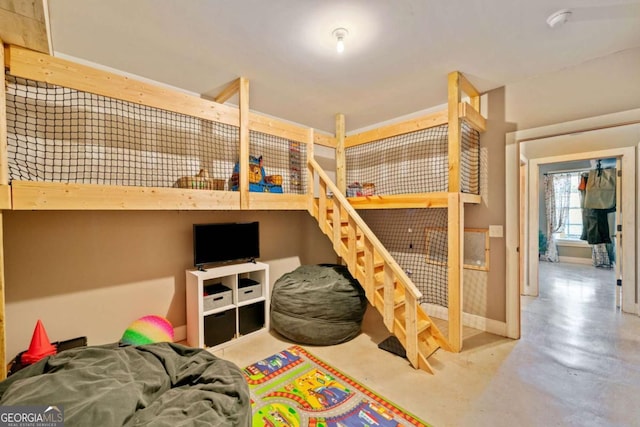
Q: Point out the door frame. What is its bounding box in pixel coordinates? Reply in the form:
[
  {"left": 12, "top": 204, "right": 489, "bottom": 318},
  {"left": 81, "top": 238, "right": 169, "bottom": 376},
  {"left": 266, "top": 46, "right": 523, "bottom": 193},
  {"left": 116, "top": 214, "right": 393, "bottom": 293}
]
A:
[
  {"left": 526, "top": 148, "right": 634, "bottom": 305},
  {"left": 505, "top": 110, "right": 640, "bottom": 339}
]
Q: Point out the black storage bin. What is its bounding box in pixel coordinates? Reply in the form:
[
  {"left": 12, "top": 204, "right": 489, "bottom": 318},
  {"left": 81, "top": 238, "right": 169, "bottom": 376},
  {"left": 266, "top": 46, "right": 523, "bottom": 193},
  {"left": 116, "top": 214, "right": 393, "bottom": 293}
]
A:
[
  {"left": 204, "top": 309, "right": 235, "bottom": 347},
  {"left": 239, "top": 302, "right": 265, "bottom": 336}
]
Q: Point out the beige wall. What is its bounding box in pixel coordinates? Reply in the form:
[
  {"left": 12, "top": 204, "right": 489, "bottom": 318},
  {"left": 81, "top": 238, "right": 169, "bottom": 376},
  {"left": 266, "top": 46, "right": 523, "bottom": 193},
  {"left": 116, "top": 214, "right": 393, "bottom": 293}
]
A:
[
  {"left": 3, "top": 210, "right": 334, "bottom": 359},
  {"left": 462, "top": 86, "right": 514, "bottom": 323},
  {"left": 480, "top": 48, "right": 640, "bottom": 325},
  {"left": 505, "top": 47, "right": 640, "bottom": 131}
]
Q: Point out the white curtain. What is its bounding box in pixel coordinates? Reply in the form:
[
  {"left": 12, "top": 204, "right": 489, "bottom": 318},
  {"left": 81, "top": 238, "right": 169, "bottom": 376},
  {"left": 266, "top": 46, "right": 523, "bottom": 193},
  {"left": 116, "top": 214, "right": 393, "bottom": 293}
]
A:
[{"left": 542, "top": 173, "right": 571, "bottom": 262}]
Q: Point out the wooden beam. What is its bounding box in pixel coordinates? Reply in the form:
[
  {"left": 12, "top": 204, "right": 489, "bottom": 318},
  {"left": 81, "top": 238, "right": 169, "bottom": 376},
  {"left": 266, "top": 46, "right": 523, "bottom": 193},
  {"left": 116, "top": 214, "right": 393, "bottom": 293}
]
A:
[
  {"left": 10, "top": 181, "right": 241, "bottom": 210},
  {"left": 459, "top": 102, "right": 486, "bottom": 133},
  {"left": 5, "top": 45, "right": 240, "bottom": 127},
  {"left": 457, "top": 72, "right": 480, "bottom": 99},
  {"left": 6, "top": 45, "right": 320, "bottom": 148},
  {"left": 404, "top": 296, "right": 419, "bottom": 368},
  {"left": 364, "top": 239, "right": 375, "bottom": 303},
  {"left": 306, "top": 128, "right": 315, "bottom": 214},
  {"left": 214, "top": 78, "right": 240, "bottom": 104},
  {"left": 245, "top": 193, "right": 308, "bottom": 210},
  {"left": 332, "top": 202, "right": 342, "bottom": 254},
  {"left": 347, "top": 216, "right": 357, "bottom": 274},
  {"left": 335, "top": 113, "right": 346, "bottom": 194},
  {"left": 347, "top": 193, "right": 450, "bottom": 209},
  {"left": 345, "top": 109, "right": 448, "bottom": 148},
  {"left": 314, "top": 132, "right": 337, "bottom": 148},
  {"left": 461, "top": 193, "right": 482, "bottom": 204},
  {"left": 383, "top": 264, "right": 395, "bottom": 331},
  {"left": 448, "top": 71, "right": 462, "bottom": 193},
  {"left": 0, "top": 38, "right": 7, "bottom": 186},
  {"left": 239, "top": 77, "right": 249, "bottom": 209},
  {"left": 248, "top": 112, "right": 313, "bottom": 144},
  {"left": 318, "top": 181, "right": 327, "bottom": 233},
  {"left": 0, "top": 185, "right": 10, "bottom": 209},
  {"left": 0, "top": 3, "right": 48, "bottom": 53},
  {"left": 457, "top": 72, "right": 482, "bottom": 113},
  {"left": 447, "top": 192, "right": 463, "bottom": 352}
]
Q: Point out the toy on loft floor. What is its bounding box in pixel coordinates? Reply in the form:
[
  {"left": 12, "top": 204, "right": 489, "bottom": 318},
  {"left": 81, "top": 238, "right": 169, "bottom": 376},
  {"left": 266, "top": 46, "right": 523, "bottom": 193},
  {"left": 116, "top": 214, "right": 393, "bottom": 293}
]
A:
[{"left": 230, "top": 155, "right": 283, "bottom": 193}]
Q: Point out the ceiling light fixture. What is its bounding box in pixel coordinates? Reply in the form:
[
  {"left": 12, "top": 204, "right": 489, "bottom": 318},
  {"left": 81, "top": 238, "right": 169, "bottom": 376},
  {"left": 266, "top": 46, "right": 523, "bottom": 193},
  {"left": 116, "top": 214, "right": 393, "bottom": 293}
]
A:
[
  {"left": 332, "top": 28, "right": 349, "bottom": 53},
  {"left": 546, "top": 9, "right": 572, "bottom": 28}
]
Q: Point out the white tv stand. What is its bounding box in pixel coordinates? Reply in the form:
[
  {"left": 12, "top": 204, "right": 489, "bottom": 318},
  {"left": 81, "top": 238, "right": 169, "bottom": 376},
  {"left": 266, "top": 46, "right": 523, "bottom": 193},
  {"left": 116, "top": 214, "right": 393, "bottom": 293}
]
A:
[{"left": 186, "top": 261, "right": 269, "bottom": 350}]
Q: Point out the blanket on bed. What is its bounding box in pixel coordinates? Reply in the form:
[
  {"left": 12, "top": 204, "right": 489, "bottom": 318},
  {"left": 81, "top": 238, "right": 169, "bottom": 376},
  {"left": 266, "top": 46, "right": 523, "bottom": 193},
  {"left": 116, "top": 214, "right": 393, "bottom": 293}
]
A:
[{"left": 0, "top": 342, "right": 250, "bottom": 426}]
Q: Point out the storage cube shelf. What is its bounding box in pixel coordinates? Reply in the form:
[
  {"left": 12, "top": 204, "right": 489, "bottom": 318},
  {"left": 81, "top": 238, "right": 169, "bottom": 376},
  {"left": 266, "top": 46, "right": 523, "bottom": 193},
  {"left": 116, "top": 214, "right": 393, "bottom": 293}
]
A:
[{"left": 186, "top": 262, "right": 269, "bottom": 350}]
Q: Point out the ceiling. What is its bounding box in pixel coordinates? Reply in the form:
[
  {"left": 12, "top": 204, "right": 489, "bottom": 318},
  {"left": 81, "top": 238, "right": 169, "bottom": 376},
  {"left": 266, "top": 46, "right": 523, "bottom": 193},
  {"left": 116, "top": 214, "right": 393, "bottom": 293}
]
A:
[{"left": 46, "top": 1, "right": 640, "bottom": 134}]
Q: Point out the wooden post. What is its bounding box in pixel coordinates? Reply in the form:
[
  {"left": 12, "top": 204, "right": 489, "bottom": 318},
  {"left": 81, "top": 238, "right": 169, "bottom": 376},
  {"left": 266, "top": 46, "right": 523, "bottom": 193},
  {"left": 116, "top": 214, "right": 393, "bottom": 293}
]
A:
[
  {"left": 214, "top": 78, "right": 241, "bottom": 104},
  {"left": 332, "top": 202, "right": 342, "bottom": 254},
  {"left": 383, "top": 264, "right": 395, "bottom": 331},
  {"left": 405, "top": 296, "right": 418, "bottom": 367},
  {"left": 0, "top": 39, "right": 7, "bottom": 377},
  {"left": 447, "top": 192, "right": 464, "bottom": 352},
  {"left": 457, "top": 72, "right": 481, "bottom": 113},
  {"left": 347, "top": 216, "right": 357, "bottom": 275},
  {"left": 0, "top": 40, "right": 7, "bottom": 187},
  {"left": 335, "top": 113, "right": 346, "bottom": 195},
  {"left": 448, "top": 72, "right": 461, "bottom": 193},
  {"left": 307, "top": 128, "right": 315, "bottom": 215},
  {"left": 239, "top": 77, "right": 249, "bottom": 209},
  {"left": 364, "top": 239, "right": 375, "bottom": 303}
]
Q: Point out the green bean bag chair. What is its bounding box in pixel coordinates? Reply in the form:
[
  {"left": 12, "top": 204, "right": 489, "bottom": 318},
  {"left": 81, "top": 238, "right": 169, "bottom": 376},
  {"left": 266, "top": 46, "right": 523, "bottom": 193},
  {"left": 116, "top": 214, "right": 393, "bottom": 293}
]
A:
[{"left": 270, "top": 264, "right": 367, "bottom": 345}]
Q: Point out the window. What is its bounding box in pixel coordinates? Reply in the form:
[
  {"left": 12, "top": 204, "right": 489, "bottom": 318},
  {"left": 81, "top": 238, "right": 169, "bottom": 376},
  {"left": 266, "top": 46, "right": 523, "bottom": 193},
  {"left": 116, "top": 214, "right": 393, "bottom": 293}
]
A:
[{"left": 554, "top": 171, "right": 584, "bottom": 240}]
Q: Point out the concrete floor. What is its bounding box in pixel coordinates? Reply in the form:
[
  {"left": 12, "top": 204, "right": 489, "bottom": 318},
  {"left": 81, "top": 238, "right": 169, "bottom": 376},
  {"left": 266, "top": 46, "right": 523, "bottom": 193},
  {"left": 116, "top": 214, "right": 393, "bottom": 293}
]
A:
[{"left": 214, "top": 262, "right": 640, "bottom": 426}]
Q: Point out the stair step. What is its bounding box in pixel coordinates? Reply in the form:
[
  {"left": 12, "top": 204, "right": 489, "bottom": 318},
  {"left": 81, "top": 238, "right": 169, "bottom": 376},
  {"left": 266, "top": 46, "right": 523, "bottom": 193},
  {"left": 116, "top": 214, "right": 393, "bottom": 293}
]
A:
[
  {"left": 340, "top": 225, "right": 362, "bottom": 237},
  {"left": 375, "top": 284, "right": 404, "bottom": 307},
  {"left": 418, "top": 336, "right": 440, "bottom": 359},
  {"left": 357, "top": 256, "right": 384, "bottom": 269},
  {"left": 315, "top": 190, "right": 448, "bottom": 375},
  {"left": 396, "top": 305, "right": 431, "bottom": 335}
]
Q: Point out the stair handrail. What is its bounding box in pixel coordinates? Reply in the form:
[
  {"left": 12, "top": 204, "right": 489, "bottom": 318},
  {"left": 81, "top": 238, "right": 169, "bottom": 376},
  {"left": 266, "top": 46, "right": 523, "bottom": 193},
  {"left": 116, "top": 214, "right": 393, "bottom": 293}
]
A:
[{"left": 308, "top": 158, "right": 422, "bottom": 301}]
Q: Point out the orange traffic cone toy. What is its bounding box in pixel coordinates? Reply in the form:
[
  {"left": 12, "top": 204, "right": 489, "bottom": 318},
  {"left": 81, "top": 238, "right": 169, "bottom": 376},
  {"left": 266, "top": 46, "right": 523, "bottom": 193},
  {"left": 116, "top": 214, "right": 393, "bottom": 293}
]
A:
[{"left": 21, "top": 320, "right": 57, "bottom": 365}]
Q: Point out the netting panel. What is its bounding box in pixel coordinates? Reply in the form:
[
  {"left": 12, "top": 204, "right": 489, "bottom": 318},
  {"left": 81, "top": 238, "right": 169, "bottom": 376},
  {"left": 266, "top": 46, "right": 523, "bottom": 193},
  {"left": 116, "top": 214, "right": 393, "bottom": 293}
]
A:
[
  {"left": 461, "top": 121, "right": 480, "bottom": 194},
  {"left": 6, "top": 74, "right": 239, "bottom": 188},
  {"left": 345, "top": 123, "right": 480, "bottom": 195},
  {"left": 249, "top": 130, "right": 307, "bottom": 194},
  {"left": 346, "top": 125, "right": 448, "bottom": 194},
  {"left": 359, "top": 209, "right": 449, "bottom": 307}
]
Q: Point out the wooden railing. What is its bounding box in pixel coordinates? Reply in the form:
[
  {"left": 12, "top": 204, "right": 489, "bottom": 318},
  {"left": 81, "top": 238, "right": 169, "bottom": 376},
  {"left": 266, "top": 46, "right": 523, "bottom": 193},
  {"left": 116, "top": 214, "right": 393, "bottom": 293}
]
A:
[{"left": 308, "top": 158, "right": 451, "bottom": 374}]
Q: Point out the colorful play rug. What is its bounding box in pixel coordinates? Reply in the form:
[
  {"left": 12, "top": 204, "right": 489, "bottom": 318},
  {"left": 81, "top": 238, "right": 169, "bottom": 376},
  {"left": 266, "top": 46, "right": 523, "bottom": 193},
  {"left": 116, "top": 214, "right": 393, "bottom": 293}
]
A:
[{"left": 242, "top": 345, "right": 430, "bottom": 427}]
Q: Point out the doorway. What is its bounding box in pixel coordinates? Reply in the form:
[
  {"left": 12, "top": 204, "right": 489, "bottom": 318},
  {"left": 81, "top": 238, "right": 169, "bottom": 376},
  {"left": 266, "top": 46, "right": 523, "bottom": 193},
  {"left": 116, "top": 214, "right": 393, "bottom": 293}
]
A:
[
  {"left": 505, "top": 118, "right": 640, "bottom": 340},
  {"left": 525, "top": 148, "right": 633, "bottom": 311},
  {"left": 532, "top": 157, "right": 618, "bottom": 306}
]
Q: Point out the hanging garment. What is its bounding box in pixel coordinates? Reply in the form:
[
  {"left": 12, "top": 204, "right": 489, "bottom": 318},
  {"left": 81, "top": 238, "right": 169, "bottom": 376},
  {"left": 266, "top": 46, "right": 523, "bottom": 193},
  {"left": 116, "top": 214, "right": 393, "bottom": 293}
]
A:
[
  {"left": 584, "top": 168, "right": 616, "bottom": 209},
  {"left": 582, "top": 208, "right": 613, "bottom": 245},
  {"left": 578, "top": 173, "right": 588, "bottom": 191},
  {"left": 592, "top": 243, "right": 613, "bottom": 268}
]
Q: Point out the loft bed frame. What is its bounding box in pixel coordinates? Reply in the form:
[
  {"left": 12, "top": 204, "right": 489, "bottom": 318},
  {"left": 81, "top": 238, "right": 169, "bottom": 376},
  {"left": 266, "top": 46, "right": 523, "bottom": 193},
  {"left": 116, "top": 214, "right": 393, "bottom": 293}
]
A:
[{"left": 0, "top": 41, "right": 486, "bottom": 376}]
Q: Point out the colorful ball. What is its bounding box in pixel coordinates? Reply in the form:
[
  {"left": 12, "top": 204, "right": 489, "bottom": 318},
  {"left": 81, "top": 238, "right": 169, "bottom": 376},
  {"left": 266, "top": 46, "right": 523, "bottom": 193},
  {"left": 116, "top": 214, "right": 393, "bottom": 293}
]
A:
[{"left": 121, "top": 315, "right": 174, "bottom": 346}]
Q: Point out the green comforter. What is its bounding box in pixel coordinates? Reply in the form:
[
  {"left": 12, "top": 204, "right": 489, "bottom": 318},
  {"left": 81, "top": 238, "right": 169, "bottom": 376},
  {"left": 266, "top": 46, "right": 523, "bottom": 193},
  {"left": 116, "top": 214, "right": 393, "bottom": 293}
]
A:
[{"left": 0, "top": 342, "right": 250, "bottom": 426}]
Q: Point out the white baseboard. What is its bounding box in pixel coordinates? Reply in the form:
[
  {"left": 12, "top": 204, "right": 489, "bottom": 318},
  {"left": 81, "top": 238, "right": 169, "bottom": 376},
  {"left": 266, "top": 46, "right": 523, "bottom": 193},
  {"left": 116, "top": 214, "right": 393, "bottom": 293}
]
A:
[
  {"left": 558, "top": 256, "right": 592, "bottom": 265},
  {"left": 421, "top": 303, "right": 507, "bottom": 336}
]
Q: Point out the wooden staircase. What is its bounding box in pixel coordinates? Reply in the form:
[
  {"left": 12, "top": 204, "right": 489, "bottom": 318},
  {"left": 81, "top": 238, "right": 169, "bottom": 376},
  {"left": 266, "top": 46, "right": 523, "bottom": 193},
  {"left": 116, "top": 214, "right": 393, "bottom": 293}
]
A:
[{"left": 307, "top": 158, "right": 451, "bottom": 374}]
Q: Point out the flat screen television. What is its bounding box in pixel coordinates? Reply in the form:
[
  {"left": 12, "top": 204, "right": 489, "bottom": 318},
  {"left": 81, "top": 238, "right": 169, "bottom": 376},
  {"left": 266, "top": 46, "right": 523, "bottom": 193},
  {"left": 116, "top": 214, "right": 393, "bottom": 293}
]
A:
[{"left": 193, "top": 222, "right": 260, "bottom": 268}]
